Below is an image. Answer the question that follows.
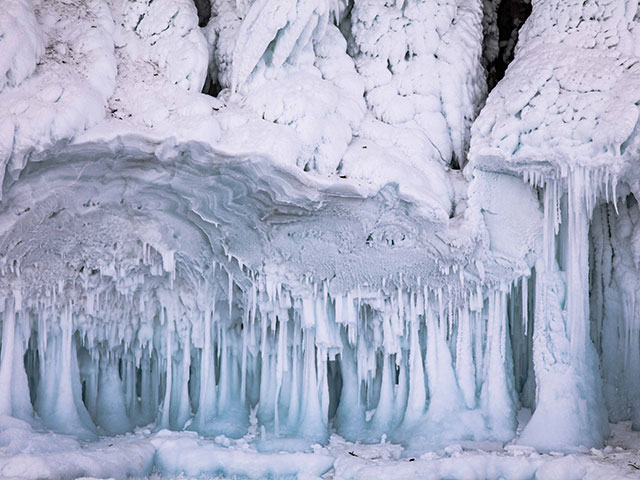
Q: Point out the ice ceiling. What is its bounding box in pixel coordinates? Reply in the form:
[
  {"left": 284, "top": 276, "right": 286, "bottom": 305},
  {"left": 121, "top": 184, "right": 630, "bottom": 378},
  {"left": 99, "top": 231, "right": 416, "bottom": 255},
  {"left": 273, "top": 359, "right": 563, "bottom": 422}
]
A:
[{"left": 0, "top": 0, "right": 640, "bottom": 473}]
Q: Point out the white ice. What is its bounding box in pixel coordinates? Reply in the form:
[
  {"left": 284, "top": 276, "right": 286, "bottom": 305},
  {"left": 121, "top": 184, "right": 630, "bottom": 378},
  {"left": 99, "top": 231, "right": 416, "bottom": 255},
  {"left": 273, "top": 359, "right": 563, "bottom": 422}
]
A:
[{"left": 0, "top": 0, "right": 639, "bottom": 478}]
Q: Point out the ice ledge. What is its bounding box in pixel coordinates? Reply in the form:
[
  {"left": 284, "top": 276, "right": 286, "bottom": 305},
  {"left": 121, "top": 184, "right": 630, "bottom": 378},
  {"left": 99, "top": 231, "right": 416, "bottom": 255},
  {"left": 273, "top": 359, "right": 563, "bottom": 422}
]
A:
[{"left": 0, "top": 136, "right": 511, "bottom": 296}]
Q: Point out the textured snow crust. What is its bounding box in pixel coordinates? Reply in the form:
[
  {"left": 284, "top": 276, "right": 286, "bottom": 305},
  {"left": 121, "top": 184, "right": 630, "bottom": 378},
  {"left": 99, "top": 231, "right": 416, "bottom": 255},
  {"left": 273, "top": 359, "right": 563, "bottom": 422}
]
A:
[
  {"left": 471, "top": 0, "right": 640, "bottom": 178},
  {"left": 1, "top": 418, "right": 640, "bottom": 479},
  {"left": 0, "top": 0, "right": 639, "bottom": 478}
]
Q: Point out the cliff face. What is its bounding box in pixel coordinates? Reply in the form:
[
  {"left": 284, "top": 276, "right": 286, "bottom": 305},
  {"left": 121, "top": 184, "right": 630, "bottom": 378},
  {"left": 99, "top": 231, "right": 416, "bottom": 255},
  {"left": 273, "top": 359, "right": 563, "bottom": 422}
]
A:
[{"left": 0, "top": 1, "right": 639, "bottom": 475}]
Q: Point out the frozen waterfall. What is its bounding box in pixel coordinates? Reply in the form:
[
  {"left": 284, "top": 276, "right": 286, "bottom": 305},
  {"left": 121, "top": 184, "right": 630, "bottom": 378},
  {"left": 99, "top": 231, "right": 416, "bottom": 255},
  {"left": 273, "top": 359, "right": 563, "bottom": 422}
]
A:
[
  {"left": 0, "top": 141, "right": 638, "bottom": 458},
  {"left": 2, "top": 0, "right": 640, "bottom": 477},
  {"left": 0, "top": 142, "right": 531, "bottom": 449}
]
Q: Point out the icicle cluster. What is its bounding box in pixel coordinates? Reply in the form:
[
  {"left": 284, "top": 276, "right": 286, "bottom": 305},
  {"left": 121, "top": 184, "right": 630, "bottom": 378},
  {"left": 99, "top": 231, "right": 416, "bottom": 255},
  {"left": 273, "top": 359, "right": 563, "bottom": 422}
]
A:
[
  {"left": 518, "top": 166, "right": 612, "bottom": 450},
  {"left": 0, "top": 237, "right": 532, "bottom": 445},
  {"left": 590, "top": 194, "right": 640, "bottom": 430}
]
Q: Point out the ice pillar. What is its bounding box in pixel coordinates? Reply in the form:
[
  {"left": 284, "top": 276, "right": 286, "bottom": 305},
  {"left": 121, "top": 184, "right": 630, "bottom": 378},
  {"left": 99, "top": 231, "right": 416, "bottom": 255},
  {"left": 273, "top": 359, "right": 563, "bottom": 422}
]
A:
[
  {"left": 36, "top": 304, "right": 98, "bottom": 440},
  {"left": 0, "top": 297, "right": 32, "bottom": 420},
  {"left": 519, "top": 175, "right": 609, "bottom": 450}
]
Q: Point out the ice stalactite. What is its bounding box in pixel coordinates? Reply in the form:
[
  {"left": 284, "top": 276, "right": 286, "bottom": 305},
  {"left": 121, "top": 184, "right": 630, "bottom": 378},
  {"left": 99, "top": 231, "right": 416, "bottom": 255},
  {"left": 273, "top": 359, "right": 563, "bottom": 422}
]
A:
[
  {"left": 508, "top": 275, "right": 535, "bottom": 410},
  {"left": 590, "top": 194, "right": 640, "bottom": 430},
  {"left": 35, "top": 303, "right": 98, "bottom": 440},
  {"left": 0, "top": 246, "right": 529, "bottom": 448},
  {"left": 0, "top": 297, "right": 32, "bottom": 421},
  {"left": 519, "top": 171, "right": 610, "bottom": 450},
  {"left": 0, "top": 145, "right": 540, "bottom": 449},
  {"left": 480, "top": 289, "right": 517, "bottom": 441},
  {"left": 95, "top": 352, "right": 132, "bottom": 435}
]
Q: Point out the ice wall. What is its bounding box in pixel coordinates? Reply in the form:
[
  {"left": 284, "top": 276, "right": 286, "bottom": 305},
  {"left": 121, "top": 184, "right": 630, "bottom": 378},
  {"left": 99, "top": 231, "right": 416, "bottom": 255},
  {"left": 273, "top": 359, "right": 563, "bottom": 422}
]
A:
[
  {"left": 0, "top": 140, "right": 541, "bottom": 449},
  {"left": 471, "top": 0, "right": 640, "bottom": 450},
  {"left": 0, "top": 0, "right": 639, "bottom": 462}
]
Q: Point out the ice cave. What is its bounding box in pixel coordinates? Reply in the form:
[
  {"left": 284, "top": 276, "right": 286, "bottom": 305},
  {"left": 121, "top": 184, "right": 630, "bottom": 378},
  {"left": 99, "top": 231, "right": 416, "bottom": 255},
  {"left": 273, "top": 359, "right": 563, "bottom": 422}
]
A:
[{"left": 0, "top": 0, "right": 640, "bottom": 478}]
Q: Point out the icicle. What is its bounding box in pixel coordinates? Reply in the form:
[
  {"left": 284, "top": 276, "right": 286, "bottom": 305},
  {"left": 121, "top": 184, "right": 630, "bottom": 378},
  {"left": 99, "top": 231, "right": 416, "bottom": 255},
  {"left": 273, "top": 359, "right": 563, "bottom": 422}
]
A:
[
  {"left": 228, "top": 273, "right": 234, "bottom": 321},
  {"left": 159, "top": 312, "right": 173, "bottom": 428},
  {"left": 455, "top": 307, "right": 476, "bottom": 409},
  {"left": 566, "top": 167, "right": 591, "bottom": 357},
  {"left": 424, "top": 302, "right": 463, "bottom": 418},
  {"left": 402, "top": 294, "right": 426, "bottom": 427},
  {"left": 480, "top": 290, "right": 516, "bottom": 440},
  {"left": 521, "top": 276, "right": 528, "bottom": 336},
  {"left": 96, "top": 353, "right": 132, "bottom": 435},
  {"left": 171, "top": 331, "right": 191, "bottom": 429},
  {"left": 0, "top": 297, "right": 17, "bottom": 416},
  {"left": 369, "top": 353, "right": 396, "bottom": 438}
]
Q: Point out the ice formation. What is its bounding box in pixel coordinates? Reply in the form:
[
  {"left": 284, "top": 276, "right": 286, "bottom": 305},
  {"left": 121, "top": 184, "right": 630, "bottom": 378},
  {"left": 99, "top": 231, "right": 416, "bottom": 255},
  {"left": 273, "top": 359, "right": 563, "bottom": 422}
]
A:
[{"left": 0, "top": 0, "right": 640, "bottom": 478}]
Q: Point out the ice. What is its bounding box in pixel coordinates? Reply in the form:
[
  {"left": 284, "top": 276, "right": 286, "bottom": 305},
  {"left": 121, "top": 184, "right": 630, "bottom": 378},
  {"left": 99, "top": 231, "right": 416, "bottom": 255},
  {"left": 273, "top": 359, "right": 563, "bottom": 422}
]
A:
[
  {"left": 0, "top": 0, "right": 639, "bottom": 477},
  {"left": 591, "top": 195, "right": 640, "bottom": 430},
  {"left": 0, "top": 139, "right": 542, "bottom": 457},
  {"left": 114, "top": 0, "right": 209, "bottom": 92},
  {"left": 152, "top": 430, "right": 334, "bottom": 478},
  {"left": 470, "top": 0, "right": 640, "bottom": 175},
  {"left": 0, "top": 0, "right": 44, "bottom": 92}
]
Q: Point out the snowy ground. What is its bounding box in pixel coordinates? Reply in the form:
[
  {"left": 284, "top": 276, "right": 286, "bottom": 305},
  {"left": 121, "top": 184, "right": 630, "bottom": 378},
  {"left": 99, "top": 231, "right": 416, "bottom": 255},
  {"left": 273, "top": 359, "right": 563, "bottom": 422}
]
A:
[{"left": 2, "top": 415, "right": 639, "bottom": 479}]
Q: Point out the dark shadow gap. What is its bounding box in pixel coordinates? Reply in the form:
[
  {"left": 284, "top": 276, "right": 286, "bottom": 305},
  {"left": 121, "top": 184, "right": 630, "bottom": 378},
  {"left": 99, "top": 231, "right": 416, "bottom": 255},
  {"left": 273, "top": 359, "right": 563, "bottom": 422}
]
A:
[{"left": 483, "top": 0, "right": 532, "bottom": 91}]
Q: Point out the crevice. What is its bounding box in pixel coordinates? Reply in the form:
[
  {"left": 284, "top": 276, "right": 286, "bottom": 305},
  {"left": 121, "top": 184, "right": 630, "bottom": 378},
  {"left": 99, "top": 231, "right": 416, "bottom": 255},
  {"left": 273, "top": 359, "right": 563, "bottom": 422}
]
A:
[
  {"left": 482, "top": 0, "right": 532, "bottom": 91},
  {"left": 192, "top": 0, "right": 211, "bottom": 27},
  {"left": 202, "top": 70, "right": 222, "bottom": 97}
]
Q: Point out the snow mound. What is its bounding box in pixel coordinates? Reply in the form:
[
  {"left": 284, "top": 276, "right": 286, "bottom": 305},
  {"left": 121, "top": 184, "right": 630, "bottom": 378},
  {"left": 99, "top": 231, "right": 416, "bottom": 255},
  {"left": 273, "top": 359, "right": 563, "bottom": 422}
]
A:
[
  {"left": 0, "top": 0, "right": 44, "bottom": 92},
  {"left": 152, "top": 430, "right": 334, "bottom": 478}
]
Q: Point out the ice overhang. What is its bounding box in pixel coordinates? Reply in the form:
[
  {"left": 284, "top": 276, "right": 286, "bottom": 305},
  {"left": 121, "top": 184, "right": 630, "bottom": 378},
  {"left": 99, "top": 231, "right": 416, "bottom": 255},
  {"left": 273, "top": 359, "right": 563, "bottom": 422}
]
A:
[{"left": 0, "top": 137, "right": 512, "bottom": 308}]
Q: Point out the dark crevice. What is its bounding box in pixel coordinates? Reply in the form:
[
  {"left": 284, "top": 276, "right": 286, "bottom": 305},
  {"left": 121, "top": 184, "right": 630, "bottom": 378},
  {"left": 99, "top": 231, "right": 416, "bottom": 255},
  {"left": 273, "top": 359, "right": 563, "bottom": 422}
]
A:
[
  {"left": 483, "top": 0, "right": 532, "bottom": 91},
  {"left": 202, "top": 70, "right": 222, "bottom": 97},
  {"left": 193, "top": 0, "right": 211, "bottom": 27},
  {"left": 450, "top": 153, "right": 461, "bottom": 170}
]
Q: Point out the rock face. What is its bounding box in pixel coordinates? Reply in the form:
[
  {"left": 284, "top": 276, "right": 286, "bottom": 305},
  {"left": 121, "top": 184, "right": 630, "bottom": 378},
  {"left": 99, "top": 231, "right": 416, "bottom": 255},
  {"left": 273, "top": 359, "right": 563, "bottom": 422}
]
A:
[{"left": 0, "top": 0, "right": 638, "bottom": 455}]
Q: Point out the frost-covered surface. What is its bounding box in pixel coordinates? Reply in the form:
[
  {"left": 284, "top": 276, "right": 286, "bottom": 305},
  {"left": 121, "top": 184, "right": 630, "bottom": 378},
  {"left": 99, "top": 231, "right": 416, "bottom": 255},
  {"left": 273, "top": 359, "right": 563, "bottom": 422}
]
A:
[
  {"left": 1, "top": 0, "right": 640, "bottom": 478},
  {"left": 470, "top": 0, "right": 640, "bottom": 177},
  {"left": 0, "top": 140, "right": 538, "bottom": 448},
  {"left": 1, "top": 418, "right": 640, "bottom": 479}
]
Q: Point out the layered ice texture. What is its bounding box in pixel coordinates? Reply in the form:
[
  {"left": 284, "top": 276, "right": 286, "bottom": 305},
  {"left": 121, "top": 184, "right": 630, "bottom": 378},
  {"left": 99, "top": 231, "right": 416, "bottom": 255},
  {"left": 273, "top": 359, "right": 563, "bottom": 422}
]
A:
[{"left": 0, "top": 0, "right": 640, "bottom": 478}]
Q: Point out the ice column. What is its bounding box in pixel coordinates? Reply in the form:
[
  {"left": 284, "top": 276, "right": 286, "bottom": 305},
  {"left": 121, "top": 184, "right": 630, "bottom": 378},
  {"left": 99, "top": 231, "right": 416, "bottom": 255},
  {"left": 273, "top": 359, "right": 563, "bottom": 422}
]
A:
[
  {"left": 0, "top": 297, "right": 32, "bottom": 420},
  {"left": 36, "top": 303, "right": 98, "bottom": 440},
  {"left": 519, "top": 175, "right": 609, "bottom": 450}
]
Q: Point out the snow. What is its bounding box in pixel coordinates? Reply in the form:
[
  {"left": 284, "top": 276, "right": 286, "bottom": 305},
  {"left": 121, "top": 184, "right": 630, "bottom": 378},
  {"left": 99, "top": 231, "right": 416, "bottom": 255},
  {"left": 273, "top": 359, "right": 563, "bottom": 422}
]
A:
[
  {"left": 0, "top": 0, "right": 44, "bottom": 92},
  {"left": 0, "top": 417, "right": 639, "bottom": 479},
  {"left": 0, "top": 417, "right": 154, "bottom": 479},
  {"left": 470, "top": 0, "right": 640, "bottom": 176},
  {"left": 0, "top": 0, "right": 116, "bottom": 190},
  {"left": 0, "top": 0, "right": 639, "bottom": 478}
]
